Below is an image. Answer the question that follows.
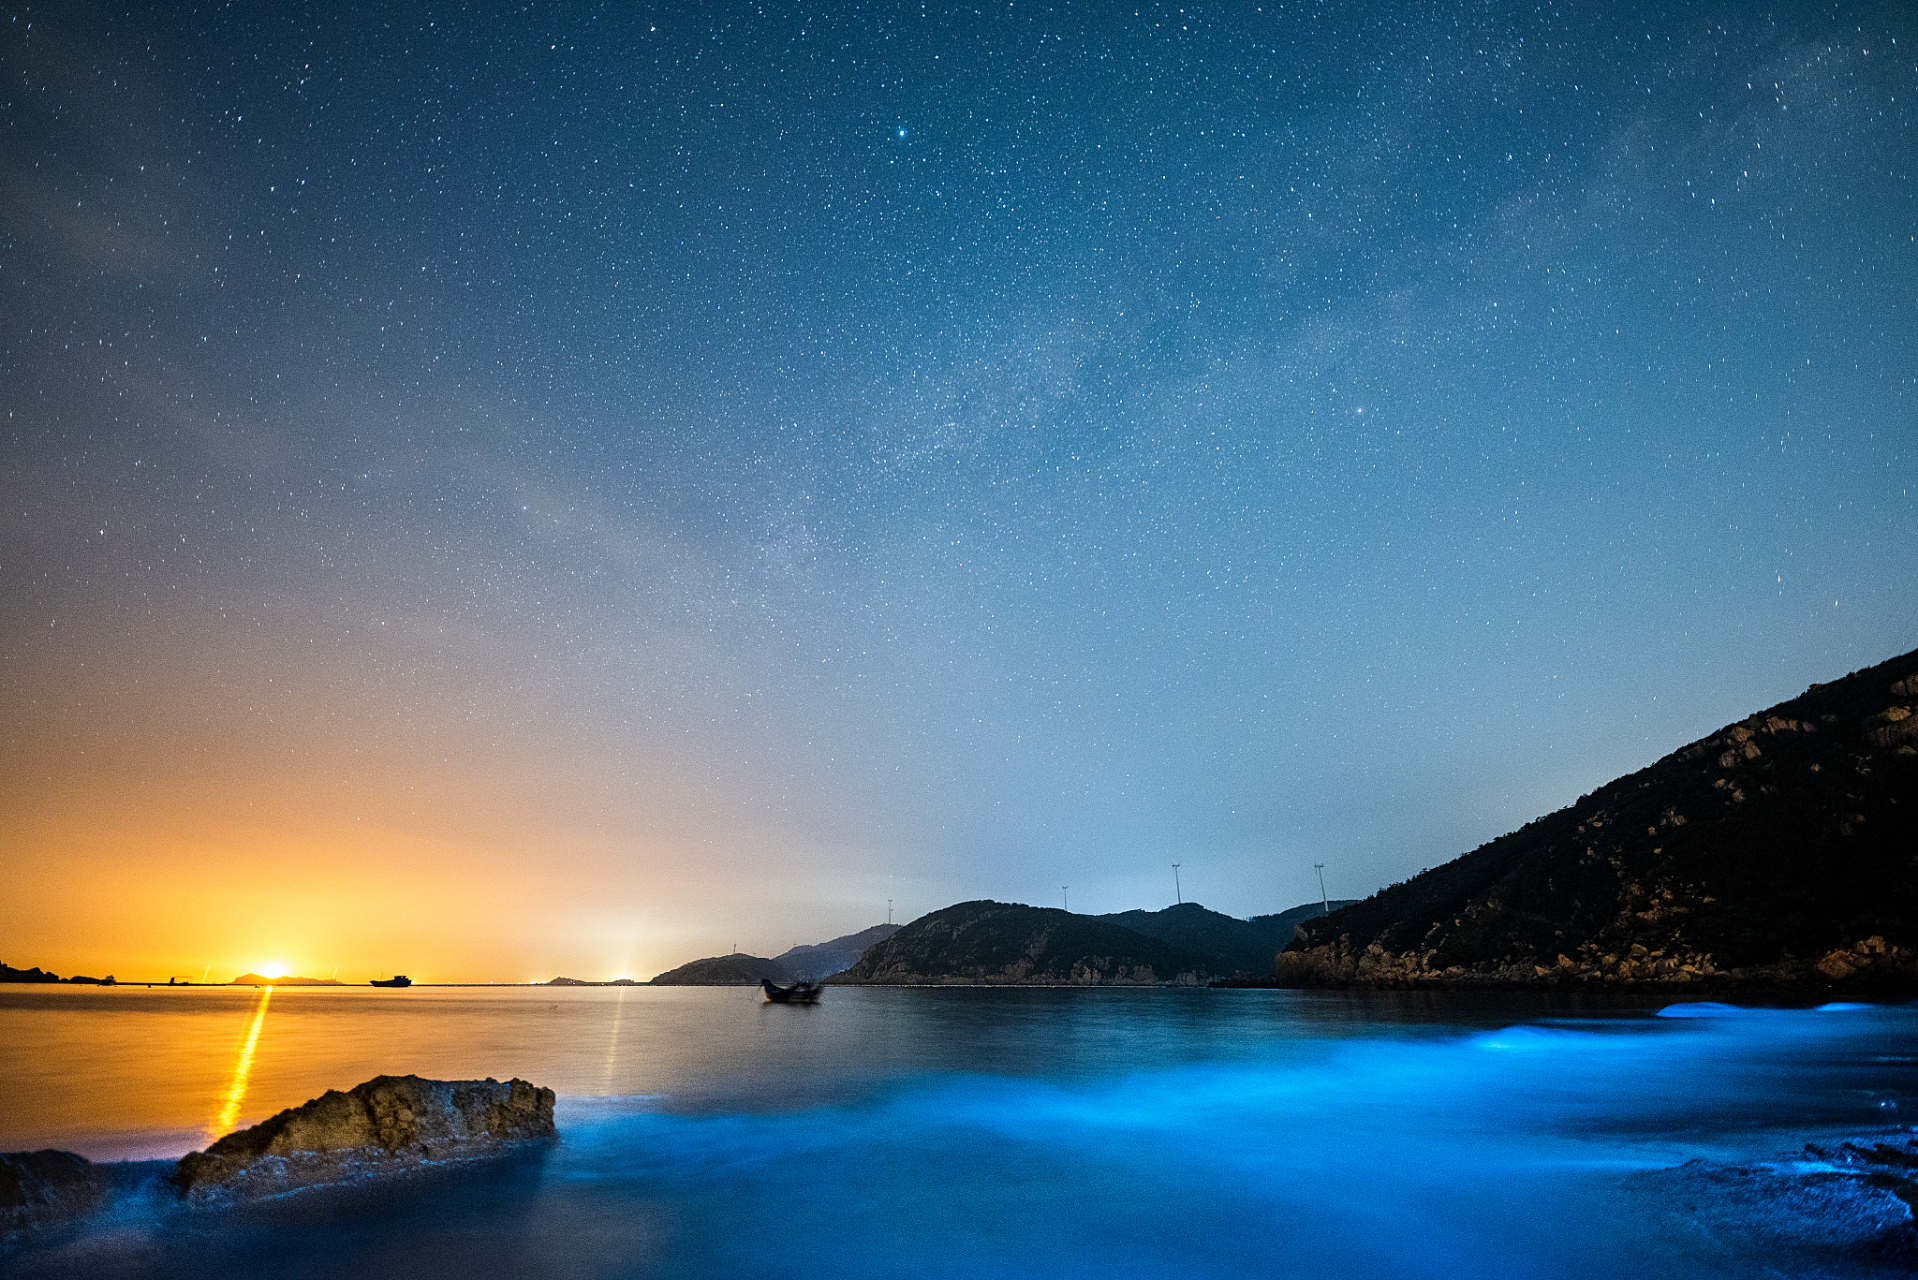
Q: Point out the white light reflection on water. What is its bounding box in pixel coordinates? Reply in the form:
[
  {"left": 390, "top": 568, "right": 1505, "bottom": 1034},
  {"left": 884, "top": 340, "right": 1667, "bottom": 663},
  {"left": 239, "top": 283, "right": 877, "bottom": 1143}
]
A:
[
  {"left": 601, "top": 985, "right": 628, "bottom": 1089},
  {"left": 2, "top": 991, "right": 1913, "bottom": 1279}
]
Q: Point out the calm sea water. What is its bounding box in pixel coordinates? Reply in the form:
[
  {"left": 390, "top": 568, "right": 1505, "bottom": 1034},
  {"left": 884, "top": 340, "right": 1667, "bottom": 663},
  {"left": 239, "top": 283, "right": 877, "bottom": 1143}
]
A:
[{"left": 2, "top": 985, "right": 1914, "bottom": 1278}]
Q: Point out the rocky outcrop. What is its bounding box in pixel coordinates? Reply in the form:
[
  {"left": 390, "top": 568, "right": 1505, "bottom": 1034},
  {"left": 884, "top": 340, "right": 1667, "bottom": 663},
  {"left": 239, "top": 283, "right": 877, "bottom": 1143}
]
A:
[
  {"left": 649, "top": 954, "right": 795, "bottom": 985},
  {"left": 834, "top": 900, "right": 1208, "bottom": 985},
  {"left": 1278, "top": 647, "right": 1918, "bottom": 991},
  {"left": 172, "top": 1075, "right": 555, "bottom": 1200},
  {"left": 1630, "top": 1130, "right": 1918, "bottom": 1265},
  {"left": 0, "top": 1150, "right": 110, "bottom": 1239}
]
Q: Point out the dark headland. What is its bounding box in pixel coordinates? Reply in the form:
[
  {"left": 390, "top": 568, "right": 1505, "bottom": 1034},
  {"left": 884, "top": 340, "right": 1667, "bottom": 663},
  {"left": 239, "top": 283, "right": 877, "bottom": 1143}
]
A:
[
  {"left": 776, "top": 923, "right": 901, "bottom": 978},
  {"left": 831, "top": 900, "right": 1355, "bottom": 985},
  {"left": 1277, "top": 646, "right": 1918, "bottom": 993},
  {"left": 646, "top": 924, "right": 907, "bottom": 985},
  {"left": 647, "top": 953, "right": 796, "bottom": 986},
  {"left": 0, "top": 964, "right": 115, "bottom": 986}
]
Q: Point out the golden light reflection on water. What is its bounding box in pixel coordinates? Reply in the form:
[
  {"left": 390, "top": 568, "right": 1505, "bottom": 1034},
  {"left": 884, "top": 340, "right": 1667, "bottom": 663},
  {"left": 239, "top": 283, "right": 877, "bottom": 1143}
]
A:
[
  {"left": 211, "top": 985, "right": 273, "bottom": 1137},
  {"left": 2, "top": 986, "right": 854, "bottom": 1160}
]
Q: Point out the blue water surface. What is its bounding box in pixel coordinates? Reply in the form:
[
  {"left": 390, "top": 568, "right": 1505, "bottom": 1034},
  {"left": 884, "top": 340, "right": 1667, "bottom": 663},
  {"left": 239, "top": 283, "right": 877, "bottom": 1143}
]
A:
[{"left": 4, "top": 988, "right": 1914, "bottom": 1279}]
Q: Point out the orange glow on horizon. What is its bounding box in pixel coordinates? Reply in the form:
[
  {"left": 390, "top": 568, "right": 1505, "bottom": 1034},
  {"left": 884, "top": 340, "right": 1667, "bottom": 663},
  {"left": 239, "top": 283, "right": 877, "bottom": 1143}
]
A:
[
  {"left": 4, "top": 756, "right": 884, "bottom": 983},
  {"left": 3, "top": 801, "right": 844, "bottom": 983}
]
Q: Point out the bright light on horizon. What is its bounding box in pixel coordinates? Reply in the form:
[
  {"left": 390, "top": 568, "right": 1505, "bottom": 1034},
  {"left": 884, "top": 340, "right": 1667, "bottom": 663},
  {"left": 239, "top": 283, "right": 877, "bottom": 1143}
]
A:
[{"left": 258, "top": 961, "right": 287, "bottom": 979}]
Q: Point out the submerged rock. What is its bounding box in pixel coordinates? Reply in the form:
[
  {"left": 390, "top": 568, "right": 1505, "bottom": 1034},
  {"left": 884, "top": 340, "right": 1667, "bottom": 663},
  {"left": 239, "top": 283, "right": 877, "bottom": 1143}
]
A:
[
  {"left": 1630, "top": 1129, "right": 1918, "bottom": 1266},
  {"left": 0, "top": 1149, "right": 109, "bottom": 1239},
  {"left": 172, "top": 1074, "right": 555, "bottom": 1200}
]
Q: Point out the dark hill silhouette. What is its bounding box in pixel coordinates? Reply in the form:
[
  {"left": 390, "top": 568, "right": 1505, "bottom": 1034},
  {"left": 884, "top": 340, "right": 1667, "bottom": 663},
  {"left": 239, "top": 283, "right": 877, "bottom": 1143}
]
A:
[
  {"left": 228, "top": 974, "right": 341, "bottom": 986},
  {"left": 835, "top": 900, "right": 1210, "bottom": 984},
  {"left": 1278, "top": 647, "right": 1918, "bottom": 992},
  {"left": 2, "top": 963, "right": 119, "bottom": 984},
  {"left": 1247, "top": 900, "right": 1362, "bottom": 947},
  {"left": 650, "top": 954, "right": 794, "bottom": 986},
  {"left": 1, "top": 963, "right": 61, "bottom": 983},
  {"left": 775, "top": 924, "right": 901, "bottom": 978},
  {"left": 1098, "top": 902, "right": 1352, "bottom": 977}
]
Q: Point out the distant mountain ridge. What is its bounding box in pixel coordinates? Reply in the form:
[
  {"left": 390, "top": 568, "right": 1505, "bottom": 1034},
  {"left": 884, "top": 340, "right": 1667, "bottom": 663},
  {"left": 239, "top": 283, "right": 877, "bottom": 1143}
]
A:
[
  {"left": 228, "top": 974, "right": 341, "bottom": 986},
  {"left": 1247, "top": 900, "right": 1363, "bottom": 944},
  {"left": 647, "top": 922, "right": 902, "bottom": 986},
  {"left": 1100, "top": 901, "right": 1362, "bottom": 975},
  {"left": 776, "top": 924, "right": 901, "bottom": 978},
  {"left": 833, "top": 899, "right": 1346, "bottom": 985},
  {"left": 649, "top": 953, "right": 794, "bottom": 986},
  {"left": 1278, "top": 647, "right": 1918, "bottom": 991},
  {"left": 835, "top": 901, "right": 1200, "bottom": 984},
  {"left": 0, "top": 963, "right": 115, "bottom": 985}
]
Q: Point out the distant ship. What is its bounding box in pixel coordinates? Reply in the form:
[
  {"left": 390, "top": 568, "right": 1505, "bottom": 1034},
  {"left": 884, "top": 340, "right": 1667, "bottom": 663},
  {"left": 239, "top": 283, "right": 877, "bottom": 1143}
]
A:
[{"left": 370, "top": 975, "right": 413, "bottom": 988}]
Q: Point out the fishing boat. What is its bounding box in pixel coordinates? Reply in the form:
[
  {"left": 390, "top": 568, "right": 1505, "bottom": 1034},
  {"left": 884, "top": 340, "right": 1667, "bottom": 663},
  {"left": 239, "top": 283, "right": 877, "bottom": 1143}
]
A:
[
  {"left": 760, "top": 978, "right": 822, "bottom": 1004},
  {"left": 370, "top": 975, "right": 413, "bottom": 988}
]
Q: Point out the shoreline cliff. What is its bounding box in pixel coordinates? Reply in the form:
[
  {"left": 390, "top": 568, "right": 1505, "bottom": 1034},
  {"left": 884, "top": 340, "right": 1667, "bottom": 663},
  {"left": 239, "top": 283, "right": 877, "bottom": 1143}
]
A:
[{"left": 1276, "top": 648, "right": 1918, "bottom": 993}]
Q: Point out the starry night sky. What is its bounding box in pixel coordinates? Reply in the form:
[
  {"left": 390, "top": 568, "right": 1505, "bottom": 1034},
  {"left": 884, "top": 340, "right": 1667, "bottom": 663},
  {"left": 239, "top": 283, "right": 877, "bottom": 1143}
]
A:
[{"left": 4, "top": 2, "right": 1914, "bottom": 981}]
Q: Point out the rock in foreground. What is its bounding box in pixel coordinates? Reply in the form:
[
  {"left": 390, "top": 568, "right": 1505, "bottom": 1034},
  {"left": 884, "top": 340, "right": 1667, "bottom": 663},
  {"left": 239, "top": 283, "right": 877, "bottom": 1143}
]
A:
[
  {"left": 0, "top": 1150, "right": 110, "bottom": 1239},
  {"left": 172, "top": 1074, "right": 555, "bottom": 1200},
  {"left": 1629, "top": 1130, "right": 1918, "bottom": 1268}
]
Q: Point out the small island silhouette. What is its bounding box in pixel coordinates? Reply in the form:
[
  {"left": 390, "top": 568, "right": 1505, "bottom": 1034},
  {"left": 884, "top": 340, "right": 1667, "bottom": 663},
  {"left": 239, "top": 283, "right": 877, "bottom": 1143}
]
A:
[{"left": 1, "top": 962, "right": 114, "bottom": 985}]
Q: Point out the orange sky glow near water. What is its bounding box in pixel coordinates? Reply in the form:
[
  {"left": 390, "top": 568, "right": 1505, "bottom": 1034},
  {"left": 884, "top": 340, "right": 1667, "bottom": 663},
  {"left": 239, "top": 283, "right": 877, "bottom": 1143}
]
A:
[{"left": 0, "top": 649, "right": 904, "bottom": 983}]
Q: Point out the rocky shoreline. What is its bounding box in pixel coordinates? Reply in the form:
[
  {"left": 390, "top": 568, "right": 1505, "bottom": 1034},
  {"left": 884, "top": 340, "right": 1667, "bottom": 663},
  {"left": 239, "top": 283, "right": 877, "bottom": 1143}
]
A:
[
  {"left": 10, "top": 1104, "right": 1913, "bottom": 1273},
  {"left": 1275, "top": 649, "right": 1918, "bottom": 994},
  {"left": 1624, "top": 1128, "right": 1918, "bottom": 1271},
  {"left": 1273, "top": 933, "right": 1918, "bottom": 993},
  {"left": 2, "top": 1075, "right": 554, "bottom": 1245}
]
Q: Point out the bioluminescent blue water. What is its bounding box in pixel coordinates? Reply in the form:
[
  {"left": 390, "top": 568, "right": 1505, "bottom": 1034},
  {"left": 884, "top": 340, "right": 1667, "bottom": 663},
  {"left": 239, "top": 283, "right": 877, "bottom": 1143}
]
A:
[{"left": 4, "top": 989, "right": 1914, "bottom": 1278}]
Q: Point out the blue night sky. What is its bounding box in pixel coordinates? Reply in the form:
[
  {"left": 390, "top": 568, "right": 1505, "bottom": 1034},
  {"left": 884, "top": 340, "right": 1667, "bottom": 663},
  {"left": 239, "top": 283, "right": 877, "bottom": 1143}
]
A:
[{"left": 3, "top": 2, "right": 1914, "bottom": 980}]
